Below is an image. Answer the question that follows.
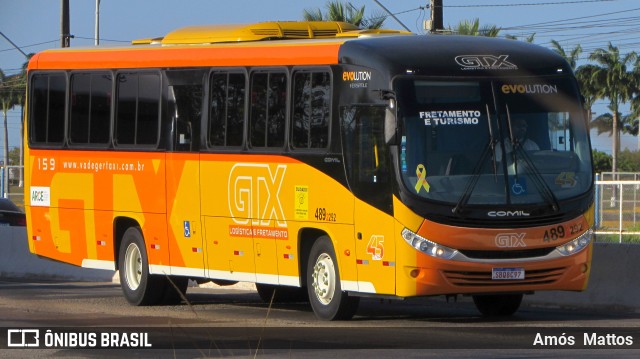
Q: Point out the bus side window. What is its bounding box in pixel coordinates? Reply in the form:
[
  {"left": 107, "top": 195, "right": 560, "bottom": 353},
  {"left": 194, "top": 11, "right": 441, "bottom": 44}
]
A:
[
  {"left": 342, "top": 106, "right": 389, "bottom": 184},
  {"left": 208, "top": 72, "right": 245, "bottom": 147},
  {"left": 165, "top": 69, "right": 206, "bottom": 152},
  {"left": 342, "top": 105, "right": 391, "bottom": 211},
  {"left": 30, "top": 73, "right": 66, "bottom": 145},
  {"left": 250, "top": 71, "right": 287, "bottom": 148},
  {"left": 115, "top": 72, "right": 161, "bottom": 147},
  {"left": 291, "top": 70, "right": 331, "bottom": 149},
  {"left": 69, "top": 72, "right": 112, "bottom": 146}
]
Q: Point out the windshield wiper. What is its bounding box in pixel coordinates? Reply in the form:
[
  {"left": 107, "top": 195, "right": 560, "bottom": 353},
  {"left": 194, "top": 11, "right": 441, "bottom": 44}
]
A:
[
  {"left": 452, "top": 104, "right": 498, "bottom": 216},
  {"left": 504, "top": 105, "right": 560, "bottom": 212}
]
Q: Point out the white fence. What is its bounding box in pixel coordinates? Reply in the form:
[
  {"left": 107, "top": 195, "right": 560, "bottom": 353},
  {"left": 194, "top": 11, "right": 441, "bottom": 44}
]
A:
[
  {"left": 1, "top": 165, "right": 24, "bottom": 205},
  {"left": 594, "top": 172, "right": 640, "bottom": 243}
]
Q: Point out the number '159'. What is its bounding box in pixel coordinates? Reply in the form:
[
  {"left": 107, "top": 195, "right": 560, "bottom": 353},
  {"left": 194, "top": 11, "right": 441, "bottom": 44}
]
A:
[{"left": 37, "top": 158, "right": 56, "bottom": 171}]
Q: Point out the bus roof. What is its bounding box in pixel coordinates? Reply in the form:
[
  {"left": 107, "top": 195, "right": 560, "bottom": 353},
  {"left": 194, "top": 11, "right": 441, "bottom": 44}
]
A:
[
  {"left": 27, "top": 21, "right": 570, "bottom": 77},
  {"left": 28, "top": 21, "right": 411, "bottom": 71},
  {"left": 338, "top": 34, "right": 574, "bottom": 77}
]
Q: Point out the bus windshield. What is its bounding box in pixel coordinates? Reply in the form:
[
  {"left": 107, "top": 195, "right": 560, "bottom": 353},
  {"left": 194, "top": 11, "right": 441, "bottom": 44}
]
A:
[{"left": 396, "top": 77, "right": 592, "bottom": 207}]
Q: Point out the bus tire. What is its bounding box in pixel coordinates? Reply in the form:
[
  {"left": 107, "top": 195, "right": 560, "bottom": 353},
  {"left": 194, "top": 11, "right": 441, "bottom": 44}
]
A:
[
  {"left": 118, "top": 227, "right": 165, "bottom": 306},
  {"left": 256, "top": 283, "right": 308, "bottom": 303},
  {"left": 306, "top": 236, "right": 359, "bottom": 320},
  {"left": 472, "top": 294, "right": 523, "bottom": 317}
]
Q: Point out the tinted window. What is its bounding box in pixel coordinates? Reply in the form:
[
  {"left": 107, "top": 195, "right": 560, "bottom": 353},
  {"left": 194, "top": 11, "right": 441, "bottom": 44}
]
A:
[
  {"left": 69, "top": 72, "right": 112, "bottom": 145},
  {"left": 250, "top": 71, "right": 286, "bottom": 148},
  {"left": 167, "top": 69, "right": 205, "bottom": 152},
  {"left": 115, "top": 73, "right": 160, "bottom": 147},
  {"left": 292, "top": 71, "right": 330, "bottom": 149},
  {"left": 209, "top": 72, "right": 245, "bottom": 147},
  {"left": 30, "top": 73, "right": 66, "bottom": 145}
]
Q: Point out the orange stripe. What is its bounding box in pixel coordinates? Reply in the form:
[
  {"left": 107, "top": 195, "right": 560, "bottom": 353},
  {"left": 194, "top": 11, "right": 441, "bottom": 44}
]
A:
[{"left": 29, "top": 43, "right": 342, "bottom": 70}]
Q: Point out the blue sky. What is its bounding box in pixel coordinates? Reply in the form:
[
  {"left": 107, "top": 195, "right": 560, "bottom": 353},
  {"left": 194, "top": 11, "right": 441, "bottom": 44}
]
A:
[{"left": 2, "top": 0, "right": 639, "bottom": 153}]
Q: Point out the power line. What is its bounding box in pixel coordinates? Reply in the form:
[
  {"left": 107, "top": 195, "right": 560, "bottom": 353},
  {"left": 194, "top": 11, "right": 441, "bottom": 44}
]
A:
[
  {"left": 0, "top": 40, "right": 58, "bottom": 54},
  {"left": 0, "top": 31, "right": 29, "bottom": 58},
  {"left": 439, "top": 0, "right": 617, "bottom": 8}
]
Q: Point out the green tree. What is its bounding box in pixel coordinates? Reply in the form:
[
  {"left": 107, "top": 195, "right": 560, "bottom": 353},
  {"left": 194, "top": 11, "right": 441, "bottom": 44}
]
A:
[
  {"left": 303, "top": 1, "right": 385, "bottom": 29},
  {"left": 16, "top": 55, "right": 32, "bottom": 187},
  {"left": 588, "top": 43, "right": 638, "bottom": 174},
  {"left": 591, "top": 149, "right": 612, "bottom": 173},
  {"left": 617, "top": 149, "right": 640, "bottom": 172},
  {"left": 575, "top": 64, "right": 602, "bottom": 125},
  {"left": 449, "top": 18, "right": 500, "bottom": 37},
  {"left": 550, "top": 40, "right": 582, "bottom": 70}
]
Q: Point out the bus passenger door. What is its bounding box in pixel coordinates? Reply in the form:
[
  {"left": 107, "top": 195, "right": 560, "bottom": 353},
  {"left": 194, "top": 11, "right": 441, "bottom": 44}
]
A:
[
  {"left": 343, "top": 106, "right": 396, "bottom": 295},
  {"left": 165, "top": 75, "right": 205, "bottom": 277}
]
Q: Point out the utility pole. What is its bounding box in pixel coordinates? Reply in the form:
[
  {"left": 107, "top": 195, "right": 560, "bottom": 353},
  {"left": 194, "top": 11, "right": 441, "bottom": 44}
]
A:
[
  {"left": 430, "top": 0, "right": 443, "bottom": 33},
  {"left": 61, "top": 0, "right": 70, "bottom": 47},
  {"left": 95, "top": 0, "right": 100, "bottom": 46}
]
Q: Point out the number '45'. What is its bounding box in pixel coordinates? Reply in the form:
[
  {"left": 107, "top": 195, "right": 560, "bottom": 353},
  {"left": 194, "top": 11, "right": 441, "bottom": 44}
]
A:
[{"left": 367, "top": 235, "right": 385, "bottom": 260}]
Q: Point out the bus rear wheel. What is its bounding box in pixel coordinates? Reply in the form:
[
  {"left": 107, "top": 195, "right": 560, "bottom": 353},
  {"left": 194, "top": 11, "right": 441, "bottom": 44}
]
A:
[
  {"left": 118, "top": 227, "right": 165, "bottom": 306},
  {"left": 472, "top": 294, "right": 523, "bottom": 317},
  {"left": 306, "top": 236, "right": 359, "bottom": 320}
]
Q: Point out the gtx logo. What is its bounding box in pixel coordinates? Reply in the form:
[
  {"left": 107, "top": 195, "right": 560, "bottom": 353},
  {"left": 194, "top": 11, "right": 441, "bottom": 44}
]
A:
[
  {"left": 455, "top": 55, "right": 517, "bottom": 70},
  {"left": 495, "top": 233, "right": 526, "bottom": 248},
  {"left": 228, "top": 163, "right": 287, "bottom": 227}
]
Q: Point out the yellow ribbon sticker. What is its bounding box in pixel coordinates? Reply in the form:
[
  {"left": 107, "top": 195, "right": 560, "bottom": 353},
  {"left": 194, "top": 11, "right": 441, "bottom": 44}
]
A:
[{"left": 415, "top": 164, "right": 430, "bottom": 193}]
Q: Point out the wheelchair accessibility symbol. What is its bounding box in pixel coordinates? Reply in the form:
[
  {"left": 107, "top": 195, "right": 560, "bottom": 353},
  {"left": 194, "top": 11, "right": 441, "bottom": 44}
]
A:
[
  {"left": 510, "top": 177, "right": 527, "bottom": 196},
  {"left": 184, "top": 221, "right": 191, "bottom": 238}
]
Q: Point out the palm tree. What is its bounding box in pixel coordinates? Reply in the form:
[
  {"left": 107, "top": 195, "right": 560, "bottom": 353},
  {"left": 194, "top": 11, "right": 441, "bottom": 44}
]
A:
[
  {"left": 550, "top": 40, "right": 582, "bottom": 70},
  {"left": 16, "top": 55, "right": 32, "bottom": 187},
  {"left": 575, "top": 64, "right": 602, "bottom": 125},
  {"left": 625, "top": 59, "right": 640, "bottom": 152},
  {"left": 450, "top": 18, "right": 500, "bottom": 37},
  {"left": 303, "top": 1, "right": 385, "bottom": 29},
  {"left": 505, "top": 33, "right": 536, "bottom": 43},
  {"left": 588, "top": 43, "right": 638, "bottom": 174}
]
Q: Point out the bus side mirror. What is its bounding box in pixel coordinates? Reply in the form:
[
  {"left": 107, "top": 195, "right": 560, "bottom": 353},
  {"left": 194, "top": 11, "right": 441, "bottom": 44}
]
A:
[{"left": 385, "top": 99, "right": 397, "bottom": 145}]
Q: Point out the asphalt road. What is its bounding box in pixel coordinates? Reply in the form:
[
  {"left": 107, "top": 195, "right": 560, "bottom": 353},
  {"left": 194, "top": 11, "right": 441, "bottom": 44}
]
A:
[{"left": 0, "top": 279, "right": 639, "bottom": 358}]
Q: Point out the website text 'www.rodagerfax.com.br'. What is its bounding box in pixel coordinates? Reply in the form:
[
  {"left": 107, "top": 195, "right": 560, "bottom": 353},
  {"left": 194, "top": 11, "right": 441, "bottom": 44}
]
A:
[{"left": 62, "top": 159, "right": 146, "bottom": 173}]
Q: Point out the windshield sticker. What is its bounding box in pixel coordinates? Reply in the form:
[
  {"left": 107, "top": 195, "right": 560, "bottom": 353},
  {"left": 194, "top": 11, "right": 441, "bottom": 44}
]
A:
[
  {"left": 420, "top": 110, "right": 481, "bottom": 126},
  {"left": 415, "top": 164, "right": 430, "bottom": 193},
  {"left": 510, "top": 177, "right": 527, "bottom": 196},
  {"left": 455, "top": 55, "right": 517, "bottom": 70},
  {"left": 501, "top": 84, "right": 558, "bottom": 95},
  {"left": 401, "top": 136, "right": 407, "bottom": 173},
  {"left": 555, "top": 172, "right": 577, "bottom": 188}
]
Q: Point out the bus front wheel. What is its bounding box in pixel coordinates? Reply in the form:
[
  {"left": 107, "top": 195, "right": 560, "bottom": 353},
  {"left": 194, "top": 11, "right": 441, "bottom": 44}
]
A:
[
  {"left": 118, "top": 227, "right": 164, "bottom": 306},
  {"left": 306, "top": 236, "right": 359, "bottom": 320},
  {"left": 472, "top": 294, "right": 523, "bottom": 317}
]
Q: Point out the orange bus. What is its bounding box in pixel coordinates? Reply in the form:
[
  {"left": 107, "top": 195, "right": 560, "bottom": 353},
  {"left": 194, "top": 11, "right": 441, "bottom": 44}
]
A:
[{"left": 25, "top": 21, "right": 594, "bottom": 320}]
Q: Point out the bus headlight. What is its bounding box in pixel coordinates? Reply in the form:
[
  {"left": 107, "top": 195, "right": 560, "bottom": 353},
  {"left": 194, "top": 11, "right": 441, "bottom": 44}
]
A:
[
  {"left": 402, "top": 228, "right": 457, "bottom": 260},
  {"left": 556, "top": 228, "right": 594, "bottom": 256}
]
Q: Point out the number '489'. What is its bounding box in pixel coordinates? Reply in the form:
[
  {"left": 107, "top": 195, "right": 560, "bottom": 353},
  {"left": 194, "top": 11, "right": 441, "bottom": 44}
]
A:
[{"left": 543, "top": 226, "right": 565, "bottom": 242}]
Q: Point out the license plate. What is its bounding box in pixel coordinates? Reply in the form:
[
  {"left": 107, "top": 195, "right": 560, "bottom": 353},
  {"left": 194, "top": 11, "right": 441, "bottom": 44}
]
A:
[{"left": 492, "top": 267, "right": 525, "bottom": 280}]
